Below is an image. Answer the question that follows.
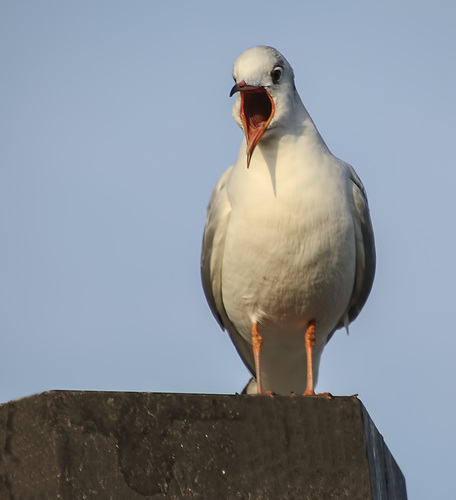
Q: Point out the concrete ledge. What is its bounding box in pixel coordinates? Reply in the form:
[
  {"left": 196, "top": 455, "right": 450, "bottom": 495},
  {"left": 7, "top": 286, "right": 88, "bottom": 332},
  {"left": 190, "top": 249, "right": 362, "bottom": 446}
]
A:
[{"left": 0, "top": 391, "right": 407, "bottom": 499}]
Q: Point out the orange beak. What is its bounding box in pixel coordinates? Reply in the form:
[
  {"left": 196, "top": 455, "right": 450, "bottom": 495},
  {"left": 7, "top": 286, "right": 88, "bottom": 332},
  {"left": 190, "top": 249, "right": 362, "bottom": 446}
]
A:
[{"left": 230, "top": 81, "right": 275, "bottom": 167}]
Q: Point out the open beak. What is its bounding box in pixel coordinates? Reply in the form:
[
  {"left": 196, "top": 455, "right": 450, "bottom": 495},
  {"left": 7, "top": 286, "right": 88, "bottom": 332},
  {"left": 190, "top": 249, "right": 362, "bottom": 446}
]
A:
[{"left": 230, "top": 80, "right": 275, "bottom": 167}]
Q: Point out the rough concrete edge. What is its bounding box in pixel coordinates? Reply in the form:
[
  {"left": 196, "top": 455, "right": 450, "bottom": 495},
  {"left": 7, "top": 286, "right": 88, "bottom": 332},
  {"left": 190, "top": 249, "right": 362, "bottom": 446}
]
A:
[
  {"left": 360, "top": 402, "right": 407, "bottom": 500},
  {"left": 0, "top": 390, "right": 240, "bottom": 407}
]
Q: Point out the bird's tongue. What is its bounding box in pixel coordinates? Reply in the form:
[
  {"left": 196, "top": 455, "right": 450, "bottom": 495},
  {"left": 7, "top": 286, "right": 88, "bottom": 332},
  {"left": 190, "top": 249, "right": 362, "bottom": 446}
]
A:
[{"left": 240, "top": 88, "right": 275, "bottom": 167}]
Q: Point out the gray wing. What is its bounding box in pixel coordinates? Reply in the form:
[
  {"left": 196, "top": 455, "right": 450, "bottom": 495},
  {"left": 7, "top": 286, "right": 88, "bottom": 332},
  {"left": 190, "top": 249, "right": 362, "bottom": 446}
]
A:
[
  {"left": 200, "top": 167, "right": 255, "bottom": 375},
  {"left": 329, "top": 162, "right": 376, "bottom": 341},
  {"left": 345, "top": 163, "right": 376, "bottom": 323}
]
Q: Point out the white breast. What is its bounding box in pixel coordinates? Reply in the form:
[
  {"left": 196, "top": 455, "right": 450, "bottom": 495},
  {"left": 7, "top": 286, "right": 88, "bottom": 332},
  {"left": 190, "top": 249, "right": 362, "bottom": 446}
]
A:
[{"left": 221, "top": 133, "right": 356, "bottom": 348}]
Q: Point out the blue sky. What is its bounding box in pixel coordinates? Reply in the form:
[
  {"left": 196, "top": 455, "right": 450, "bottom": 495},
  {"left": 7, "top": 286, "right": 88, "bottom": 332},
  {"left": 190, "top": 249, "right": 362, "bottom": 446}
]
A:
[{"left": 1, "top": 1, "right": 455, "bottom": 498}]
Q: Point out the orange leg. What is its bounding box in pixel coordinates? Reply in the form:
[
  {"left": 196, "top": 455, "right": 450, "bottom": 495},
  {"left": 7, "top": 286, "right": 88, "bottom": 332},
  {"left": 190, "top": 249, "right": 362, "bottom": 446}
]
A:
[
  {"left": 303, "top": 320, "right": 317, "bottom": 396},
  {"left": 251, "top": 322, "right": 263, "bottom": 394},
  {"left": 303, "top": 320, "right": 333, "bottom": 399}
]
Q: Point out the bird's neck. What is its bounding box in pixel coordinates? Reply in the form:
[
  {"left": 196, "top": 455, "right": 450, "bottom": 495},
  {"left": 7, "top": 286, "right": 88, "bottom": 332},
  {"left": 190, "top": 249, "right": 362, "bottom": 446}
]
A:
[
  {"left": 292, "top": 94, "right": 330, "bottom": 149},
  {"left": 262, "top": 93, "right": 331, "bottom": 158}
]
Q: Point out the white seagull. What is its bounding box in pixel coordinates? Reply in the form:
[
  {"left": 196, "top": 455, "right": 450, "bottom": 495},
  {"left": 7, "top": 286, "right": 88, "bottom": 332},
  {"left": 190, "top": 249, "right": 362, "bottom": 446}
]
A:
[{"left": 201, "top": 46, "right": 375, "bottom": 396}]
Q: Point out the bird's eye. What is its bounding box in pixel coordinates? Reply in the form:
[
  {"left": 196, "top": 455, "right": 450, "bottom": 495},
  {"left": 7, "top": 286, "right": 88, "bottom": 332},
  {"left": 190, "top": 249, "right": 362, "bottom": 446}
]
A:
[{"left": 271, "top": 67, "right": 283, "bottom": 83}]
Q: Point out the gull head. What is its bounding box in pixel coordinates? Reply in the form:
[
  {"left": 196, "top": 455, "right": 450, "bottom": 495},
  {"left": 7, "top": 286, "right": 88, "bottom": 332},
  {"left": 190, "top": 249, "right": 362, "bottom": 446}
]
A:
[{"left": 230, "top": 46, "right": 296, "bottom": 167}]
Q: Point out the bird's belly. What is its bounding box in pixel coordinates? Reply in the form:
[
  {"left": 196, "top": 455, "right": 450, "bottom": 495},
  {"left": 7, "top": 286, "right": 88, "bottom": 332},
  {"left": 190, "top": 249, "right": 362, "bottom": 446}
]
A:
[{"left": 221, "top": 200, "right": 355, "bottom": 345}]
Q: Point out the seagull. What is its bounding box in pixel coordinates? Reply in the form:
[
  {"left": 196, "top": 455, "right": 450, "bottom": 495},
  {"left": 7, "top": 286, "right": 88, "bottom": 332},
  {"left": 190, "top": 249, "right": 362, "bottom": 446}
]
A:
[{"left": 201, "top": 46, "right": 375, "bottom": 396}]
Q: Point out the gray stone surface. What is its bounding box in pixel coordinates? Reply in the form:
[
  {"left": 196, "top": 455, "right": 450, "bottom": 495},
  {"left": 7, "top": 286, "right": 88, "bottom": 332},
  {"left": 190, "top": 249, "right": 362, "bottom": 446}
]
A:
[{"left": 0, "top": 391, "right": 407, "bottom": 499}]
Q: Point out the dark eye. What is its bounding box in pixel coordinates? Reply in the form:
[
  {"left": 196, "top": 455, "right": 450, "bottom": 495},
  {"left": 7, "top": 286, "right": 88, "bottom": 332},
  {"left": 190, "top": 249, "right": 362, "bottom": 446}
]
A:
[{"left": 271, "top": 67, "right": 283, "bottom": 83}]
